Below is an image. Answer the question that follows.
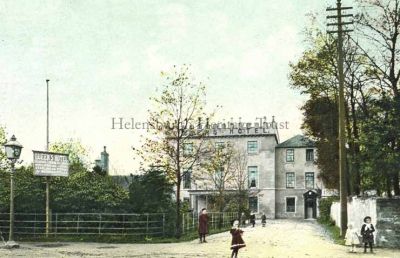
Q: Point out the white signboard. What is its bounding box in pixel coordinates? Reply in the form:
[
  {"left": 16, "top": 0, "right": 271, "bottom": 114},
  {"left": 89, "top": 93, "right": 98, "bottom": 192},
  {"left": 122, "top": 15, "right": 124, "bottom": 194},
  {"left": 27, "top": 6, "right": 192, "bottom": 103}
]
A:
[{"left": 33, "top": 150, "right": 69, "bottom": 177}]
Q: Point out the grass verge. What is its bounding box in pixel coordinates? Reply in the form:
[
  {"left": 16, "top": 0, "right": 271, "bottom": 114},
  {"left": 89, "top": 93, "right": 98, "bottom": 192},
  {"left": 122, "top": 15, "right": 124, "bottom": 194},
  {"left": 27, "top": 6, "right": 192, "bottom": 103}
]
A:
[{"left": 317, "top": 218, "right": 345, "bottom": 245}]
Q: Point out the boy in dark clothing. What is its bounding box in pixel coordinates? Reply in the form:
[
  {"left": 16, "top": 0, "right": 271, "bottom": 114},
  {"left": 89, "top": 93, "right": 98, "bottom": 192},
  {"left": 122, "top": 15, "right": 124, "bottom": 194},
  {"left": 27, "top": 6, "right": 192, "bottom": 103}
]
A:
[{"left": 361, "top": 216, "right": 375, "bottom": 253}]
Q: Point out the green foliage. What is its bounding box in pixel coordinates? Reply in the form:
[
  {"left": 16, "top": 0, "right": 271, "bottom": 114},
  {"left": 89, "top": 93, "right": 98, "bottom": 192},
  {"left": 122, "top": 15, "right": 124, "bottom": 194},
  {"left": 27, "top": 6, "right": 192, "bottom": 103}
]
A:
[
  {"left": 302, "top": 97, "right": 339, "bottom": 189},
  {"left": 317, "top": 197, "right": 338, "bottom": 224},
  {"left": 127, "top": 168, "right": 174, "bottom": 213},
  {"left": 50, "top": 140, "right": 89, "bottom": 167},
  {"left": 51, "top": 170, "right": 129, "bottom": 213},
  {"left": 136, "top": 65, "right": 213, "bottom": 238},
  {"left": 0, "top": 166, "right": 45, "bottom": 213},
  {"left": 0, "top": 140, "right": 129, "bottom": 214}
]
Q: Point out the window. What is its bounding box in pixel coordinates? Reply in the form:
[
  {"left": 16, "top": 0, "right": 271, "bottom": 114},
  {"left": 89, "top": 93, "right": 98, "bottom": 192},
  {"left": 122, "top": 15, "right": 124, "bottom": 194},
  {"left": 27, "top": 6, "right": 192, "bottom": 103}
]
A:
[
  {"left": 286, "top": 172, "right": 295, "bottom": 188},
  {"left": 306, "top": 149, "right": 314, "bottom": 161},
  {"left": 286, "top": 149, "right": 294, "bottom": 162},
  {"left": 249, "top": 197, "right": 258, "bottom": 213},
  {"left": 248, "top": 166, "right": 258, "bottom": 188},
  {"left": 215, "top": 142, "right": 225, "bottom": 150},
  {"left": 247, "top": 141, "right": 258, "bottom": 153},
  {"left": 305, "top": 172, "right": 315, "bottom": 189},
  {"left": 214, "top": 167, "right": 224, "bottom": 188},
  {"left": 183, "top": 143, "right": 193, "bottom": 156},
  {"left": 183, "top": 169, "right": 191, "bottom": 189},
  {"left": 286, "top": 197, "right": 296, "bottom": 212}
]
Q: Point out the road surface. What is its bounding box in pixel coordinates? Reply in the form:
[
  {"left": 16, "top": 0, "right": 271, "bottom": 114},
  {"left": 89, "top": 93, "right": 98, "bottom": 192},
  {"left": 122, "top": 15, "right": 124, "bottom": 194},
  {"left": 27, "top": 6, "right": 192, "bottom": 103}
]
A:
[{"left": 0, "top": 220, "right": 399, "bottom": 257}]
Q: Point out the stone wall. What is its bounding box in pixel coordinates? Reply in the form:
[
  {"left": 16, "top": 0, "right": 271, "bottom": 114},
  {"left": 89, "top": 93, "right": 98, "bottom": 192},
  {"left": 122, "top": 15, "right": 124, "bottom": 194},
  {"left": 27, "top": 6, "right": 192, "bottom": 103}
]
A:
[
  {"left": 376, "top": 198, "right": 400, "bottom": 248},
  {"left": 330, "top": 197, "right": 400, "bottom": 248}
]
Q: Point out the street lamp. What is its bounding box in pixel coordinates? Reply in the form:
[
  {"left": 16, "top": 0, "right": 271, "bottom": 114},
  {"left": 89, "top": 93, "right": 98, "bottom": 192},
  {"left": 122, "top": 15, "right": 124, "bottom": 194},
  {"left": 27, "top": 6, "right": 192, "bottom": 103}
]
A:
[{"left": 3, "top": 135, "right": 23, "bottom": 248}]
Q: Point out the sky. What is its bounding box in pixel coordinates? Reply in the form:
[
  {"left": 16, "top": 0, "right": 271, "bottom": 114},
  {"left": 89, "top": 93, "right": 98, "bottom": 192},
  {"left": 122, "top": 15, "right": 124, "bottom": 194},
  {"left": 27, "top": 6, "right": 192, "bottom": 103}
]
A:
[{"left": 0, "top": 0, "right": 351, "bottom": 175}]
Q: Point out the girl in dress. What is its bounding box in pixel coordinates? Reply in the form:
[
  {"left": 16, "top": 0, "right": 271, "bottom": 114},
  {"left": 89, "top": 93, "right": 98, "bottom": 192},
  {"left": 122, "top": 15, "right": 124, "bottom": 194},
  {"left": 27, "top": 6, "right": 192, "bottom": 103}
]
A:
[
  {"left": 230, "top": 220, "right": 246, "bottom": 258},
  {"left": 345, "top": 223, "right": 360, "bottom": 253}
]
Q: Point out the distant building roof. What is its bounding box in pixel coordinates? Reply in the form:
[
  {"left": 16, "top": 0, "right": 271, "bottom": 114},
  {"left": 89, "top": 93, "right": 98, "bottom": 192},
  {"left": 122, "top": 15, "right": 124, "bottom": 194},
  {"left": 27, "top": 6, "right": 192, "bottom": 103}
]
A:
[{"left": 276, "top": 135, "right": 315, "bottom": 148}]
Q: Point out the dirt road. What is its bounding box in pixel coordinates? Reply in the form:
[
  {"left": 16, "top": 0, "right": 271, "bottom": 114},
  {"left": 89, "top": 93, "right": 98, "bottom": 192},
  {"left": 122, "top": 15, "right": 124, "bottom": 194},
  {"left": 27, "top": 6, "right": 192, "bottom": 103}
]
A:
[{"left": 0, "top": 220, "right": 399, "bottom": 257}]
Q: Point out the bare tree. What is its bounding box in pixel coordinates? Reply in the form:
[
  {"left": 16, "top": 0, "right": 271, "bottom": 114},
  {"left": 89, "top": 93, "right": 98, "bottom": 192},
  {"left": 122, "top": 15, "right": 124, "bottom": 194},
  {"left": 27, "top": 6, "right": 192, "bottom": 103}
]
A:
[{"left": 230, "top": 146, "right": 249, "bottom": 222}]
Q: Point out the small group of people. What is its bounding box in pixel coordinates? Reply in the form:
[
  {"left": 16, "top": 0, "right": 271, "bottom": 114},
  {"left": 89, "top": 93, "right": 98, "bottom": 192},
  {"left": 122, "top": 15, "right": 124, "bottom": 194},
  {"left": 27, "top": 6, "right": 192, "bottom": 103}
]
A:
[
  {"left": 199, "top": 209, "right": 271, "bottom": 257},
  {"left": 200, "top": 209, "right": 376, "bottom": 256},
  {"left": 246, "top": 212, "right": 267, "bottom": 227},
  {"left": 345, "top": 216, "right": 376, "bottom": 253}
]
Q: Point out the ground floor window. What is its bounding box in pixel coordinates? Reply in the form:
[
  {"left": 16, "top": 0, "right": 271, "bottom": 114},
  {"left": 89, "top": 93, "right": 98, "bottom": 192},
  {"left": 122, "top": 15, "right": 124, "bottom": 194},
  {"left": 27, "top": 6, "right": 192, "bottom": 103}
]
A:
[
  {"left": 286, "top": 197, "right": 296, "bottom": 212},
  {"left": 249, "top": 196, "right": 258, "bottom": 213}
]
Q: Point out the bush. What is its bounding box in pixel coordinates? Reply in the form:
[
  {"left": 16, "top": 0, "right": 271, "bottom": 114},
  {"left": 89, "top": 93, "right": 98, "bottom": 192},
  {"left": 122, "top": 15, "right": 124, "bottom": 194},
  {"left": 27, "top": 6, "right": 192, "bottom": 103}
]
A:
[{"left": 318, "top": 197, "right": 339, "bottom": 225}]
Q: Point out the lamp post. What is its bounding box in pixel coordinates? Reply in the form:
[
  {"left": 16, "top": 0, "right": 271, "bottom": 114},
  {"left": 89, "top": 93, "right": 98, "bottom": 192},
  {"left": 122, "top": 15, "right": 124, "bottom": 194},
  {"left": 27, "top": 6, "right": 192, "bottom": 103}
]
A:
[{"left": 3, "top": 135, "right": 23, "bottom": 248}]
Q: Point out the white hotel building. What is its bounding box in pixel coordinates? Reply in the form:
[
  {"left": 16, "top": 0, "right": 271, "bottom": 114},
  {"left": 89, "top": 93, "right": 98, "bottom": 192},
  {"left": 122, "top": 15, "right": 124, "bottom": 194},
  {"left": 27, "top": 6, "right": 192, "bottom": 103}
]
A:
[{"left": 180, "top": 126, "right": 328, "bottom": 219}]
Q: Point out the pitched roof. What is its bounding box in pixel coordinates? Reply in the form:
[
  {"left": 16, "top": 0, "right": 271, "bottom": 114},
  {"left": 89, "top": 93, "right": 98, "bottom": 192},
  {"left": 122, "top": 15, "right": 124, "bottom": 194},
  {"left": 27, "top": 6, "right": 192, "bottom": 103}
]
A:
[{"left": 276, "top": 135, "right": 315, "bottom": 148}]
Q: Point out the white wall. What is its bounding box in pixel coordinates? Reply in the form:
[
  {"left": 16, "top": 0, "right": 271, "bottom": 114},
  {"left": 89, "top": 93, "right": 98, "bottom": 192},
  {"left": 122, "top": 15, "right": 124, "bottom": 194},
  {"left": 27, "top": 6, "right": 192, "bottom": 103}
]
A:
[{"left": 331, "top": 197, "right": 377, "bottom": 241}]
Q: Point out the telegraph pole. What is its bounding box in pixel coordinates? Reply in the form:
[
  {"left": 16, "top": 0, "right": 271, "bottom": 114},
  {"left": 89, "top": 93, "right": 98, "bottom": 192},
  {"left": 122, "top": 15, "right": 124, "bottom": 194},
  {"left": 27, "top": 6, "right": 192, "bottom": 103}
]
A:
[
  {"left": 46, "top": 79, "right": 51, "bottom": 237},
  {"left": 327, "top": 0, "right": 353, "bottom": 237}
]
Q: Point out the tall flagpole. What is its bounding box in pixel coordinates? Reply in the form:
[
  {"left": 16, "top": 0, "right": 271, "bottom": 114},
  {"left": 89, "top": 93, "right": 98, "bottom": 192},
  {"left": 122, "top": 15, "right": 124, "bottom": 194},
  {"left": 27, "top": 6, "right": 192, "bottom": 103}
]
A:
[{"left": 46, "top": 79, "right": 50, "bottom": 237}]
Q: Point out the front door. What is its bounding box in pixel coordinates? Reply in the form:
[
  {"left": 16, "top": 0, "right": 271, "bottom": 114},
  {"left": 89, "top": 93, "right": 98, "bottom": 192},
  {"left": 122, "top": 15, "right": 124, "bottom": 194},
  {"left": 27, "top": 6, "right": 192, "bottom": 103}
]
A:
[
  {"left": 303, "top": 190, "right": 317, "bottom": 219},
  {"left": 306, "top": 199, "right": 315, "bottom": 219}
]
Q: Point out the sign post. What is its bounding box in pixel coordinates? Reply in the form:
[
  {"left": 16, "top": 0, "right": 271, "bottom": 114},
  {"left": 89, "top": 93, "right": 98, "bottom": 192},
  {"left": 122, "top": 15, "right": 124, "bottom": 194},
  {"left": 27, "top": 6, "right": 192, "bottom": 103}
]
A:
[
  {"left": 33, "top": 151, "right": 69, "bottom": 177},
  {"left": 33, "top": 150, "right": 69, "bottom": 236}
]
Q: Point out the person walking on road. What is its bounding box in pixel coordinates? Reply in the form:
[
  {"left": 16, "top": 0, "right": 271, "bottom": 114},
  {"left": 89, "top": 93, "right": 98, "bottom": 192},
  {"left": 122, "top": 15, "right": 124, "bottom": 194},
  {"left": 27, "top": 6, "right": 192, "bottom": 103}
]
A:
[
  {"left": 230, "top": 220, "right": 246, "bottom": 258},
  {"left": 261, "top": 213, "right": 266, "bottom": 227},
  {"left": 198, "top": 208, "right": 209, "bottom": 243},
  {"left": 250, "top": 213, "right": 256, "bottom": 227}
]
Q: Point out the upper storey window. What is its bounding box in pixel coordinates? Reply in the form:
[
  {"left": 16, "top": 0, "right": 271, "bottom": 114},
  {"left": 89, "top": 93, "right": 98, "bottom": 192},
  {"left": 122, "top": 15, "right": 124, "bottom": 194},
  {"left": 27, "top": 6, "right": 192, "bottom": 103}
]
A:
[{"left": 286, "top": 149, "right": 294, "bottom": 162}]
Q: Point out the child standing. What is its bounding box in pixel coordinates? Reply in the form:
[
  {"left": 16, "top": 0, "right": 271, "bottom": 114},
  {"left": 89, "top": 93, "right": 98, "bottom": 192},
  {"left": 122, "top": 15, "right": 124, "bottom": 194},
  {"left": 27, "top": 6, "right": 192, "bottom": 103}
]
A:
[
  {"left": 361, "top": 216, "right": 375, "bottom": 253},
  {"left": 230, "top": 220, "right": 246, "bottom": 258},
  {"left": 345, "top": 223, "right": 360, "bottom": 253},
  {"left": 261, "top": 214, "right": 267, "bottom": 227}
]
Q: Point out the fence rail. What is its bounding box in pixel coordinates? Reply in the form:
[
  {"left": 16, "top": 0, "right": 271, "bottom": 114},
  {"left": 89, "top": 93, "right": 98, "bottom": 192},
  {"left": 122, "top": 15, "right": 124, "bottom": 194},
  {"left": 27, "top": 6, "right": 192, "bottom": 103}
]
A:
[
  {"left": 0, "top": 212, "right": 165, "bottom": 237},
  {"left": 0, "top": 211, "right": 237, "bottom": 238}
]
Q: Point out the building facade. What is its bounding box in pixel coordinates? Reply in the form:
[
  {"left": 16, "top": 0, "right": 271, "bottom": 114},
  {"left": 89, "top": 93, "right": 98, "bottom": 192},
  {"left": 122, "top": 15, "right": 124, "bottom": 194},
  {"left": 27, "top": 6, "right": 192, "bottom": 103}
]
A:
[{"left": 181, "top": 128, "right": 325, "bottom": 219}]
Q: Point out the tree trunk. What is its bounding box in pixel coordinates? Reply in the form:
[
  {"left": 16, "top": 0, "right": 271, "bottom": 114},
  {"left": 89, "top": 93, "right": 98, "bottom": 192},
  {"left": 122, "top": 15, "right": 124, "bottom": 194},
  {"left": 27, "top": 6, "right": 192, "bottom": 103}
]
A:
[
  {"left": 393, "top": 172, "right": 400, "bottom": 196},
  {"left": 387, "top": 176, "right": 392, "bottom": 198},
  {"left": 176, "top": 178, "right": 182, "bottom": 238}
]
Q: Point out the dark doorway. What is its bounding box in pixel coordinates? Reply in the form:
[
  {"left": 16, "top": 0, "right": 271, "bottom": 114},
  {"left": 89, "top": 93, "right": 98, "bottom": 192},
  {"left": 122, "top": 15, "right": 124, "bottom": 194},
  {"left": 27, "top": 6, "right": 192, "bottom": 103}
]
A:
[{"left": 303, "top": 190, "right": 317, "bottom": 219}]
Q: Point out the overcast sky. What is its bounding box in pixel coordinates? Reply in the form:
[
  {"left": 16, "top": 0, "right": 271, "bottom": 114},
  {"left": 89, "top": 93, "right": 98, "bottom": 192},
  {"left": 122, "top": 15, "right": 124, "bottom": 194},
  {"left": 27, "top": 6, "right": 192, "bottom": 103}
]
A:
[{"left": 0, "top": 0, "right": 351, "bottom": 174}]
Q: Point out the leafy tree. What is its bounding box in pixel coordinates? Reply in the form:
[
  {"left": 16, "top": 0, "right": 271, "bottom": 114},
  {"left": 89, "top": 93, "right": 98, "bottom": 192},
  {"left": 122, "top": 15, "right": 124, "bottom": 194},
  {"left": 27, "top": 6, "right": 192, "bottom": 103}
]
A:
[
  {"left": 50, "top": 139, "right": 89, "bottom": 169},
  {"left": 0, "top": 139, "right": 129, "bottom": 213},
  {"left": 0, "top": 166, "right": 45, "bottom": 213},
  {"left": 127, "top": 167, "right": 174, "bottom": 213},
  {"left": 50, "top": 168, "right": 128, "bottom": 213},
  {"left": 290, "top": 0, "right": 400, "bottom": 196},
  {"left": 136, "top": 65, "right": 212, "bottom": 238},
  {"left": 301, "top": 97, "right": 339, "bottom": 189},
  {"left": 355, "top": 0, "right": 400, "bottom": 195}
]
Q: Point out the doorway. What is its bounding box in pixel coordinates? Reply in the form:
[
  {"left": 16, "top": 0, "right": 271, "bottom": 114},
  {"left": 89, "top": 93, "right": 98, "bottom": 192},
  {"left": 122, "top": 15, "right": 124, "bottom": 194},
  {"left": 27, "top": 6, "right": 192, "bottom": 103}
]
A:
[{"left": 303, "top": 190, "right": 317, "bottom": 219}]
